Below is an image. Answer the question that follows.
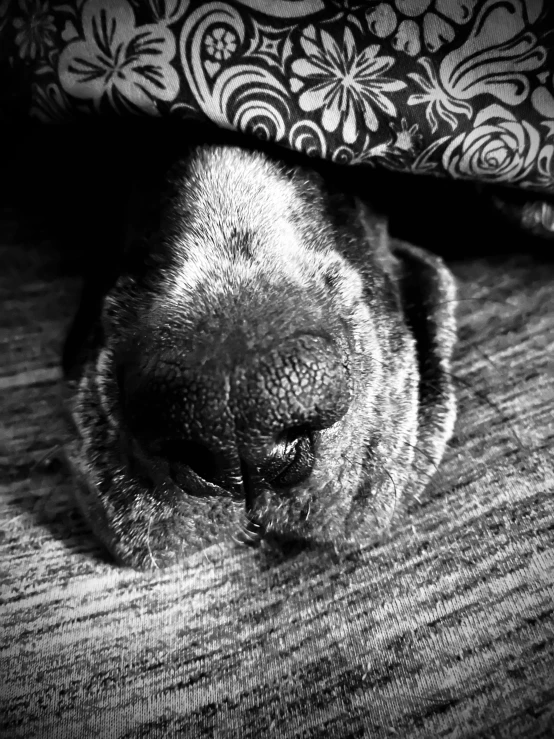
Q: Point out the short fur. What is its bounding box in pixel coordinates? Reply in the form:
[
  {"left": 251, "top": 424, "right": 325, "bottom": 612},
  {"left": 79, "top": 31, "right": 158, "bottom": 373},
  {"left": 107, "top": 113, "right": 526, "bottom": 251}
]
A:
[{"left": 63, "top": 143, "right": 457, "bottom": 569}]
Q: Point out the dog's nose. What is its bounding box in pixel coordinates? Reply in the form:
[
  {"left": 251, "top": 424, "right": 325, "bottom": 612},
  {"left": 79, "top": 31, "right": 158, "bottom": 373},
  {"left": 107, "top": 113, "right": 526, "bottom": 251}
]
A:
[{"left": 121, "top": 334, "right": 350, "bottom": 495}]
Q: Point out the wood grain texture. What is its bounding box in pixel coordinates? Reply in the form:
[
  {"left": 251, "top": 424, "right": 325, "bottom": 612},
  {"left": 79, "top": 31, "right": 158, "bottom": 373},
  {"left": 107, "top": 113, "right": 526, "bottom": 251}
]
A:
[{"left": 1, "top": 222, "right": 553, "bottom": 739}]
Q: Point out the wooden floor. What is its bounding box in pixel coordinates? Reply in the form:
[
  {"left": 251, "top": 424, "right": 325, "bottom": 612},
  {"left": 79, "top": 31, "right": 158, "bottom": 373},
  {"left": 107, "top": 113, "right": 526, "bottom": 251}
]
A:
[{"left": 1, "top": 216, "right": 554, "bottom": 738}]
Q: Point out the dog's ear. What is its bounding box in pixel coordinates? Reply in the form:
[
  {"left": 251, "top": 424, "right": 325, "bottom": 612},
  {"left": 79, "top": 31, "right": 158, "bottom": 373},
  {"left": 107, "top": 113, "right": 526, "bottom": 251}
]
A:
[
  {"left": 354, "top": 196, "right": 456, "bottom": 500},
  {"left": 393, "top": 238, "right": 458, "bottom": 488},
  {"left": 62, "top": 137, "right": 177, "bottom": 382},
  {"left": 62, "top": 210, "right": 125, "bottom": 384}
]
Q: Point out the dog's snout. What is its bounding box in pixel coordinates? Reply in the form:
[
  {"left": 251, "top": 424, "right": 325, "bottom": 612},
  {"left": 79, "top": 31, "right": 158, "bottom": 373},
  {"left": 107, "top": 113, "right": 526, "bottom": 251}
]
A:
[{"left": 120, "top": 334, "right": 350, "bottom": 496}]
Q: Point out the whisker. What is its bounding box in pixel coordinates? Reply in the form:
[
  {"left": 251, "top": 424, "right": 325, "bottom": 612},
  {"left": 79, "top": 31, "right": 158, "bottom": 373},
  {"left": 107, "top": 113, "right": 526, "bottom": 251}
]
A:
[
  {"left": 340, "top": 451, "right": 365, "bottom": 470},
  {"left": 443, "top": 370, "right": 526, "bottom": 451},
  {"left": 236, "top": 519, "right": 258, "bottom": 543},
  {"left": 403, "top": 440, "right": 440, "bottom": 474},
  {"left": 381, "top": 466, "right": 398, "bottom": 529},
  {"left": 467, "top": 343, "right": 508, "bottom": 374},
  {"left": 230, "top": 532, "right": 245, "bottom": 547},
  {"left": 431, "top": 295, "right": 520, "bottom": 311},
  {"left": 146, "top": 512, "right": 159, "bottom": 570}
]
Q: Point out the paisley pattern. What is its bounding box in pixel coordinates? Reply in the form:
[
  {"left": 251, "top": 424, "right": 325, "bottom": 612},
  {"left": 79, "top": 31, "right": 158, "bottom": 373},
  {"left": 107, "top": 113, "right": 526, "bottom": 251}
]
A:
[{"left": 1, "top": 0, "right": 554, "bottom": 190}]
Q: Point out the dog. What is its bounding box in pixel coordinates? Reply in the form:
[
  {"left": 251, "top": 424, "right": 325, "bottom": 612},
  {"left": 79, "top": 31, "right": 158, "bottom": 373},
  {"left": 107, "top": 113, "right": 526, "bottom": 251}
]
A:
[{"left": 59, "top": 126, "right": 457, "bottom": 569}]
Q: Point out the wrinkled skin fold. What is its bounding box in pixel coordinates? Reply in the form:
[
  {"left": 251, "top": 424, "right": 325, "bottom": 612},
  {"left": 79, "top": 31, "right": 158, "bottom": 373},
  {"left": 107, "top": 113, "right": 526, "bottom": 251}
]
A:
[{"left": 63, "top": 141, "right": 457, "bottom": 569}]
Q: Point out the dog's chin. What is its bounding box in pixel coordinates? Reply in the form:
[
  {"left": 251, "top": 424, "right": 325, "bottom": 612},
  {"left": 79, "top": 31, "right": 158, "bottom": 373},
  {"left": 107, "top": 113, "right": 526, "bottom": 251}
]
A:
[{"left": 64, "top": 443, "right": 412, "bottom": 571}]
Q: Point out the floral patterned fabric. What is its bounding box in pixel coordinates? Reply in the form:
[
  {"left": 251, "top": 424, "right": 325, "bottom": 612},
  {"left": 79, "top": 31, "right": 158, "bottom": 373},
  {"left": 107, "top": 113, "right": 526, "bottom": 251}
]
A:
[{"left": 1, "top": 0, "right": 554, "bottom": 192}]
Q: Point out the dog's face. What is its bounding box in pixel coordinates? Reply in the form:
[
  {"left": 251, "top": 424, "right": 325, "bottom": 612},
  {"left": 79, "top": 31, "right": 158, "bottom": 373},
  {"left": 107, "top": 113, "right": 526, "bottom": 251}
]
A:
[{"left": 64, "top": 144, "right": 457, "bottom": 569}]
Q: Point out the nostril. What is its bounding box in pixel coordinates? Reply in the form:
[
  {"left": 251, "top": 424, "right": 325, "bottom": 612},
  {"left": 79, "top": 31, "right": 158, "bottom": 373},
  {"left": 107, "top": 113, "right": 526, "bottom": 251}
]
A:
[
  {"left": 156, "top": 439, "right": 220, "bottom": 484},
  {"left": 263, "top": 425, "right": 315, "bottom": 488}
]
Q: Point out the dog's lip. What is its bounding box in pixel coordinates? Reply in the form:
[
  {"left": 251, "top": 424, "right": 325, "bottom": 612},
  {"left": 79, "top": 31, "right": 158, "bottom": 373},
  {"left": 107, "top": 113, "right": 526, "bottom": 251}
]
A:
[{"left": 67, "top": 416, "right": 322, "bottom": 550}]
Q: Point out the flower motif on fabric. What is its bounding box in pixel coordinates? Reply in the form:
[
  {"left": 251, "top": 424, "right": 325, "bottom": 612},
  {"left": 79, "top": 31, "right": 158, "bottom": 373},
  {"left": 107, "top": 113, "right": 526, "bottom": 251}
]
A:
[
  {"left": 442, "top": 104, "right": 541, "bottom": 182},
  {"left": 366, "top": 0, "right": 477, "bottom": 56},
  {"left": 13, "top": 0, "right": 57, "bottom": 61},
  {"left": 390, "top": 116, "right": 421, "bottom": 153},
  {"left": 532, "top": 83, "right": 554, "bottom": 137},
  {"left": 407, "top": 0, "right": 546, "bottom": 134},
  {"left": 536, "top": 142, "right": 554, "bottom": 189},
  {"left": 204, "top": 26, "right": 237, "bottom": 61},
  {"left": 58, "top": 0, "right": 179, "bottom": 113},
  {"left": 146, "top": 0, "right": 189, "bottom": 24},
  {"left": 290, "top": 25, "right": 406, "bottom": 144},
  {"left": 30, "top": 81, "right": 73, "bottom": 122},
  {"left": 439, "top": 0, "right": 546, "bottom": 106},
  {"left": 408, "top": 57, "right": 472, "bottom": 132}
]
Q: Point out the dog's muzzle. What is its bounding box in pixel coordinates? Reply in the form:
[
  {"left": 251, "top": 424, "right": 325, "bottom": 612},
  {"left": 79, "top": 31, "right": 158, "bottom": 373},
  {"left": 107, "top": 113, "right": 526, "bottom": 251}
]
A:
[{"left": 117, "top": 332, "right": 351, "bottom": 504}]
